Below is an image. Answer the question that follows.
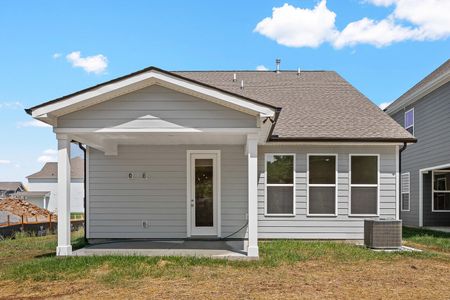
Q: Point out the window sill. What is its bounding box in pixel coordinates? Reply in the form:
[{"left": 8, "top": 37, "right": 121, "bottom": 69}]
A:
[
  {"left": 348, "top": 214, "right": 379, "bottom": 217},
  {"left": 431, "top": 210, "right": 450, "bottom": 213},
  {"left": 307, "top": 214, "right": 337, "bottom": 217},
  {"left": 264, "top": 213, "right": 296, "bottom": 217}
]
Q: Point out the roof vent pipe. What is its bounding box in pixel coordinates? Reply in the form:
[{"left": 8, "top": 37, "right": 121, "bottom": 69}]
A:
[
  {"left": 233, "top": 73, "right": 236, "bottom": 82},
  {"left": 240, "top": 80, "right": 244, "bottom": 89},
  {"left": 275, "top": 58, "right": 281, "bottom": 73},
  {"left": 297, "top": 67, "right": 301, "bottom": 76}
]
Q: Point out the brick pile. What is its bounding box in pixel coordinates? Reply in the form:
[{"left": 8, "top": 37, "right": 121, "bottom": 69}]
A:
[{"left": 0, "top": 198, "right": 56, "bottom": 224}]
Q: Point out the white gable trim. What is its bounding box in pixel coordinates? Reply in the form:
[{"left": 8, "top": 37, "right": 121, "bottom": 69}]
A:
[{"left": 32, "top": 69, "right": 275, "bottom": 122}]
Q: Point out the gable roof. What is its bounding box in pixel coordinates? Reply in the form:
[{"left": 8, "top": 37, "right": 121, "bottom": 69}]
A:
[
  {"left": 0, "top": 182, "right": 25, "bottom": 192},
  {"left": 26, "top": 67, "right": 415, "bottom": 143},
  {"left": 386, "top": 59, "right": 450, "bottom": 115},
  {"left": 27, "top": 157, "right": 84, "bottom": 180}
]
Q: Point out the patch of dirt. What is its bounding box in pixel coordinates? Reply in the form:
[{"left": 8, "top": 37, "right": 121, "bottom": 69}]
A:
[{"left": 1, "top": 258, "right": 449, "bottom": 299}]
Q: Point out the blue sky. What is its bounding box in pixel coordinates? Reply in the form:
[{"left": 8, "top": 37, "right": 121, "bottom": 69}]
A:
[{"left": 0, "top": 0, "right": 449, "bottom": 183}]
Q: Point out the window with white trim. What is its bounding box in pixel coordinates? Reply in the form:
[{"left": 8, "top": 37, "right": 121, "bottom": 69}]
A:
[
  {"left": 265, "top": 154, "right": 295, "bottom": 215},
  {"left": 350, "top": 155, "right": 378, "bottom": 215},
  {"left": 308, "top": 155, "right": 337, "bottom": 215},
  {"left": 432, "top": 170, "right": 450, "bottom": 212},
  {"left": 404, "top": 108, "right": 414, "bottom": 135},
  {"left": 401, "top": 172, "right": 410, "bottom": 211}
]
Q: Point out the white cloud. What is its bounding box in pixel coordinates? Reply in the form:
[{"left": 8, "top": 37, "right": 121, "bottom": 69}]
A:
[
  {"left": 0, "top": 101, "right": 23, "bottom": 109},
  {"left": 17, "top": 119, "right": 51, "bottom": 128},
  {"left": 255, "top": 0, "right": 450, "bottom": 48},
  {"left": 66, "top": 51, "right": 108, "bottom": 74},
  {"left": 334, "top": 17, "right": 418, "bottom": 48},
  {"left": 0, "top": 160, "right": 11, "bottom": 164},
  {"left": 53, "top": 53, "right": 62, "bottom": 59},
  {"left": 378, "top": 101, "right": 392, "bottom": 110},
  {"left": 254, "top": 1, "right": 337, "bottom": 47},
  {"left": 256, "top": 65, "right": 269, "bottom": 71},
  {"left": 37, "top": 149, "right": 57, "bottom": 163}
]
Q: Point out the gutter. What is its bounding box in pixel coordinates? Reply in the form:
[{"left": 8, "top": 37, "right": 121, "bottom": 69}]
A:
[
  {"left": 77, "top": 142, "right": 87, "bottom": 244},
  {"left": 266, "top": 108, "right": 282, "bottom": 143},
  {"left": 398, "top": 142, "right": 408, "bottom": 215}
]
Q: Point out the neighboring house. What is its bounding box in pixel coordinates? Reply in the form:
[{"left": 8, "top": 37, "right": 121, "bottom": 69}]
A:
[
  {"left": 11, "top": 191, "right": 50, "bottom": 210},
  {"left": 386, "top": 59, "right": 450, "bottom": 228},
  {"left": 26, "top": 157, "right": 84, "bottom": 213},
  {"left": 0, "top": 182, "right": 25, "bottom": 199},
  {"left": 26, "top": 65, "right": 414, "bottom": 256}
]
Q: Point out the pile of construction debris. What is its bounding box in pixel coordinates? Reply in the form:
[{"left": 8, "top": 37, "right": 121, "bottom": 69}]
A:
[{"left": 0, "top": 198, "right": 56, "bottom": 225}]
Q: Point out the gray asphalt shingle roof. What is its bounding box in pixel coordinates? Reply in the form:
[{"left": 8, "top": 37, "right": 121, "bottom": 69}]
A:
[
  {"left": 175, "top": 70, "right": 414, "bottom": 142},
  {"left": 27, "top": 157, "right": 84, "bottom": 179},
  {"left": 27, "top": 67, "right": 415, "bottom": 142}
]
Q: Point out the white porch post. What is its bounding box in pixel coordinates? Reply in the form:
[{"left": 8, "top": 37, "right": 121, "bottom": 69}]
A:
[
  {"left": 246, "top": 134, "right": 259, "bottom": 257},
  {"left": 56, "top": 135, "right": 72, "bottom": 256}
]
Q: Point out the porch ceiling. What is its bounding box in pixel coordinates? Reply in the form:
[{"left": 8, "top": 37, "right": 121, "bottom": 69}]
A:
[{"left": 69, "top": 130, "right": 256, "bottom": 154}]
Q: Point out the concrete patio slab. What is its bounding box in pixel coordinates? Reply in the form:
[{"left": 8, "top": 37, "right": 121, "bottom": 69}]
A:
[
  {"left": 424, "top": 226, "right": 450, "bottom": 233},
  {"left": 72, "top": 240, "right": 252, "bottom": 259}
]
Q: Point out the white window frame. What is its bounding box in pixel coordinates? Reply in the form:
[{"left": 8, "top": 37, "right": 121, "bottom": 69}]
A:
[
  {"left": 401, "top": 172, "right": 410, "bottom": 212},
  {"left": 404, "top": 108, "right": 414, "bottom": 135},
  {"left": 349, "top": 154, "right": 380, "bottom": 217},
  {"left": 431, "top": 170, "right": 450, "bottom": 212},
  {"left": 306, "top": 153, "right": 338, "bottom": 217},
  {"left": 264, "top": 153, "right": 296, "bottom": 217}
]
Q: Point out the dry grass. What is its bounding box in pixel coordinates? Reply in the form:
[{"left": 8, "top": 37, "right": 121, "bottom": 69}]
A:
[{"left": 0, "top": 230, "right": 449, "bottom": 299}]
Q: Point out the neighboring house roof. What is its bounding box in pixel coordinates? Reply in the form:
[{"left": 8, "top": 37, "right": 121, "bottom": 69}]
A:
[
  {"left": 26, "top": 66, "right": 415, "bottom": 143},
  {"left": 13, "top": 191, "right": 50, "bottom": 197},
  {"left": 27, "top": 156, "right": 84, "bottom": 179},
  {"left": 0, "top": 182, "right": 25, "bottom": 192},
  {"left": 385, "top": 59, "right": 450, "bottom": 115}
]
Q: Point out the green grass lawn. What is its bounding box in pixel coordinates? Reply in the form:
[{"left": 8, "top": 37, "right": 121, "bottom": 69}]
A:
[
  {"left": 403, "top": 226, "right": 450, "bottom": 252},
  {"left": 0, "top": 227, "right": 449, "bottom": 299}
]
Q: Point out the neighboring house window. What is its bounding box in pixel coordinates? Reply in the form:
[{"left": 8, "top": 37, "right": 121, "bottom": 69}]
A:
[
  {"left": 349, "top": 155, "right": 379, "bottom": 215},
  {"left": 307, "top": 154, "right": 337, "bottom": 216},
  {"left": 404, "top": 108, "right": 414, "bottom": 135},
  {"left": 432, "top": 171, "right": 450, "bottom": 212},
  {"left": 401, "top": 172, "right": 410, "bottom": 211},
  {"left": 265, "top": 154, "right": 295, "bottom": 216}
]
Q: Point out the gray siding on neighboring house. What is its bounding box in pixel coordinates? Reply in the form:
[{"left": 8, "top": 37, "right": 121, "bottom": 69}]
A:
[
  {"left": 257, "top": 145, "right": 398, "bottom": 239},
  {"left": 391, "top": 82, "right": 450, "bottom": 227},
  {"left": 58, "top": 85, "right": 257, "bottom": 129},
  {"left": 88, "top": 145, "right": 248, "bottom": 239}
]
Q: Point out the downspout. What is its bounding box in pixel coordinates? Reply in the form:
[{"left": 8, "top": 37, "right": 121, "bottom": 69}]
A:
[
  {"left": 266, "top": 108, "right": 282, "bottom": 142},
  {"left": 77, "top": 142, "right": 87, "bottom": 244},
  {"left": 399, "top": 142, "right": 407, "bottom": 218}
]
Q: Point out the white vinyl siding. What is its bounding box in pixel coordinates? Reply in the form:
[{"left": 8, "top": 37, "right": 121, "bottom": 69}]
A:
[
  {"left": 88, "top": 145, "right": 247, "bottom": 239},
  {"left": 258, "top": 145, "right": 396, "bottom": 240},
  {"left": 401, "top": 172, "right": 410, "bottom": 211},
  {"left": 58, "top": 85, "right": 257, "bottom": 130}
]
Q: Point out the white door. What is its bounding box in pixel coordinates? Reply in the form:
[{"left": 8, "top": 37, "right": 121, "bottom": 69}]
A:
[{"left": 189, "top": 152, "right": 219, "bottom": 236}]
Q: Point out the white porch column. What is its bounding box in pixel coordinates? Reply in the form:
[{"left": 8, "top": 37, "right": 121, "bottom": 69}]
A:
[
  {"left": 246, "top": 134, "right": 259, "bottom": 257},
  {"left": 56, "top": 135, "right": 72, "bottom": 256}
]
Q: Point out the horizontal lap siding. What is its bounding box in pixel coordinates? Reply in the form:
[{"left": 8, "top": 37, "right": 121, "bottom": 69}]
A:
[
  {"left": 258, "top": 145, "right": 397, "bottom": 239},
  {"left": 59, "top": 85, "right": 256, "bottom": 129},
  {"left": 392, "top": 83, "right": 450, "bottom": 226},
  {"left": 88, "top": 145, "right": 247, "bottom": 239}
]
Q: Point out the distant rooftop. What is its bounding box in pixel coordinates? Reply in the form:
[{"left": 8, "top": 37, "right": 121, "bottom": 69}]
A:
[{"left": 27, "top": 156, "right": 84, "bottom": 180}]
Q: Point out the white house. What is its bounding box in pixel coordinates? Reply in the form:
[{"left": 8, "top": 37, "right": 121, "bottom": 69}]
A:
[
  {"left": 26, "top": 66, "right": 415, "bottom": 257},
  {"left": 26, "top": 157, "right": 84, "bottom": 213}
]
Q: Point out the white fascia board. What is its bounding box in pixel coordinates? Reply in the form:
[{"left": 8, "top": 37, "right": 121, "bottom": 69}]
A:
[
  {"left": 386, "top": 72, "right": 449, "bottom": 115},
  {"left": 54, "top": 127, "right": 261, "bottom": 134},
  {"left": 32, "top": 70, "right": 275, "bottom": 120}
]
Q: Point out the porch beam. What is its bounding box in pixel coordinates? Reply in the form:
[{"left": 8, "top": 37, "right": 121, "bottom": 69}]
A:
[
  {"left": 246, "top": 134, "right": 259, "bottom": 257},
  {"left": 56, "top": 134, "right": 72, "bottom": 256}
]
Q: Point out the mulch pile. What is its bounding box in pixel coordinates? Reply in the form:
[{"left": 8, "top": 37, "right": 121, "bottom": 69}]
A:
[{"left": 0, "top": 198, "right": 56, "bottom": 223}]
